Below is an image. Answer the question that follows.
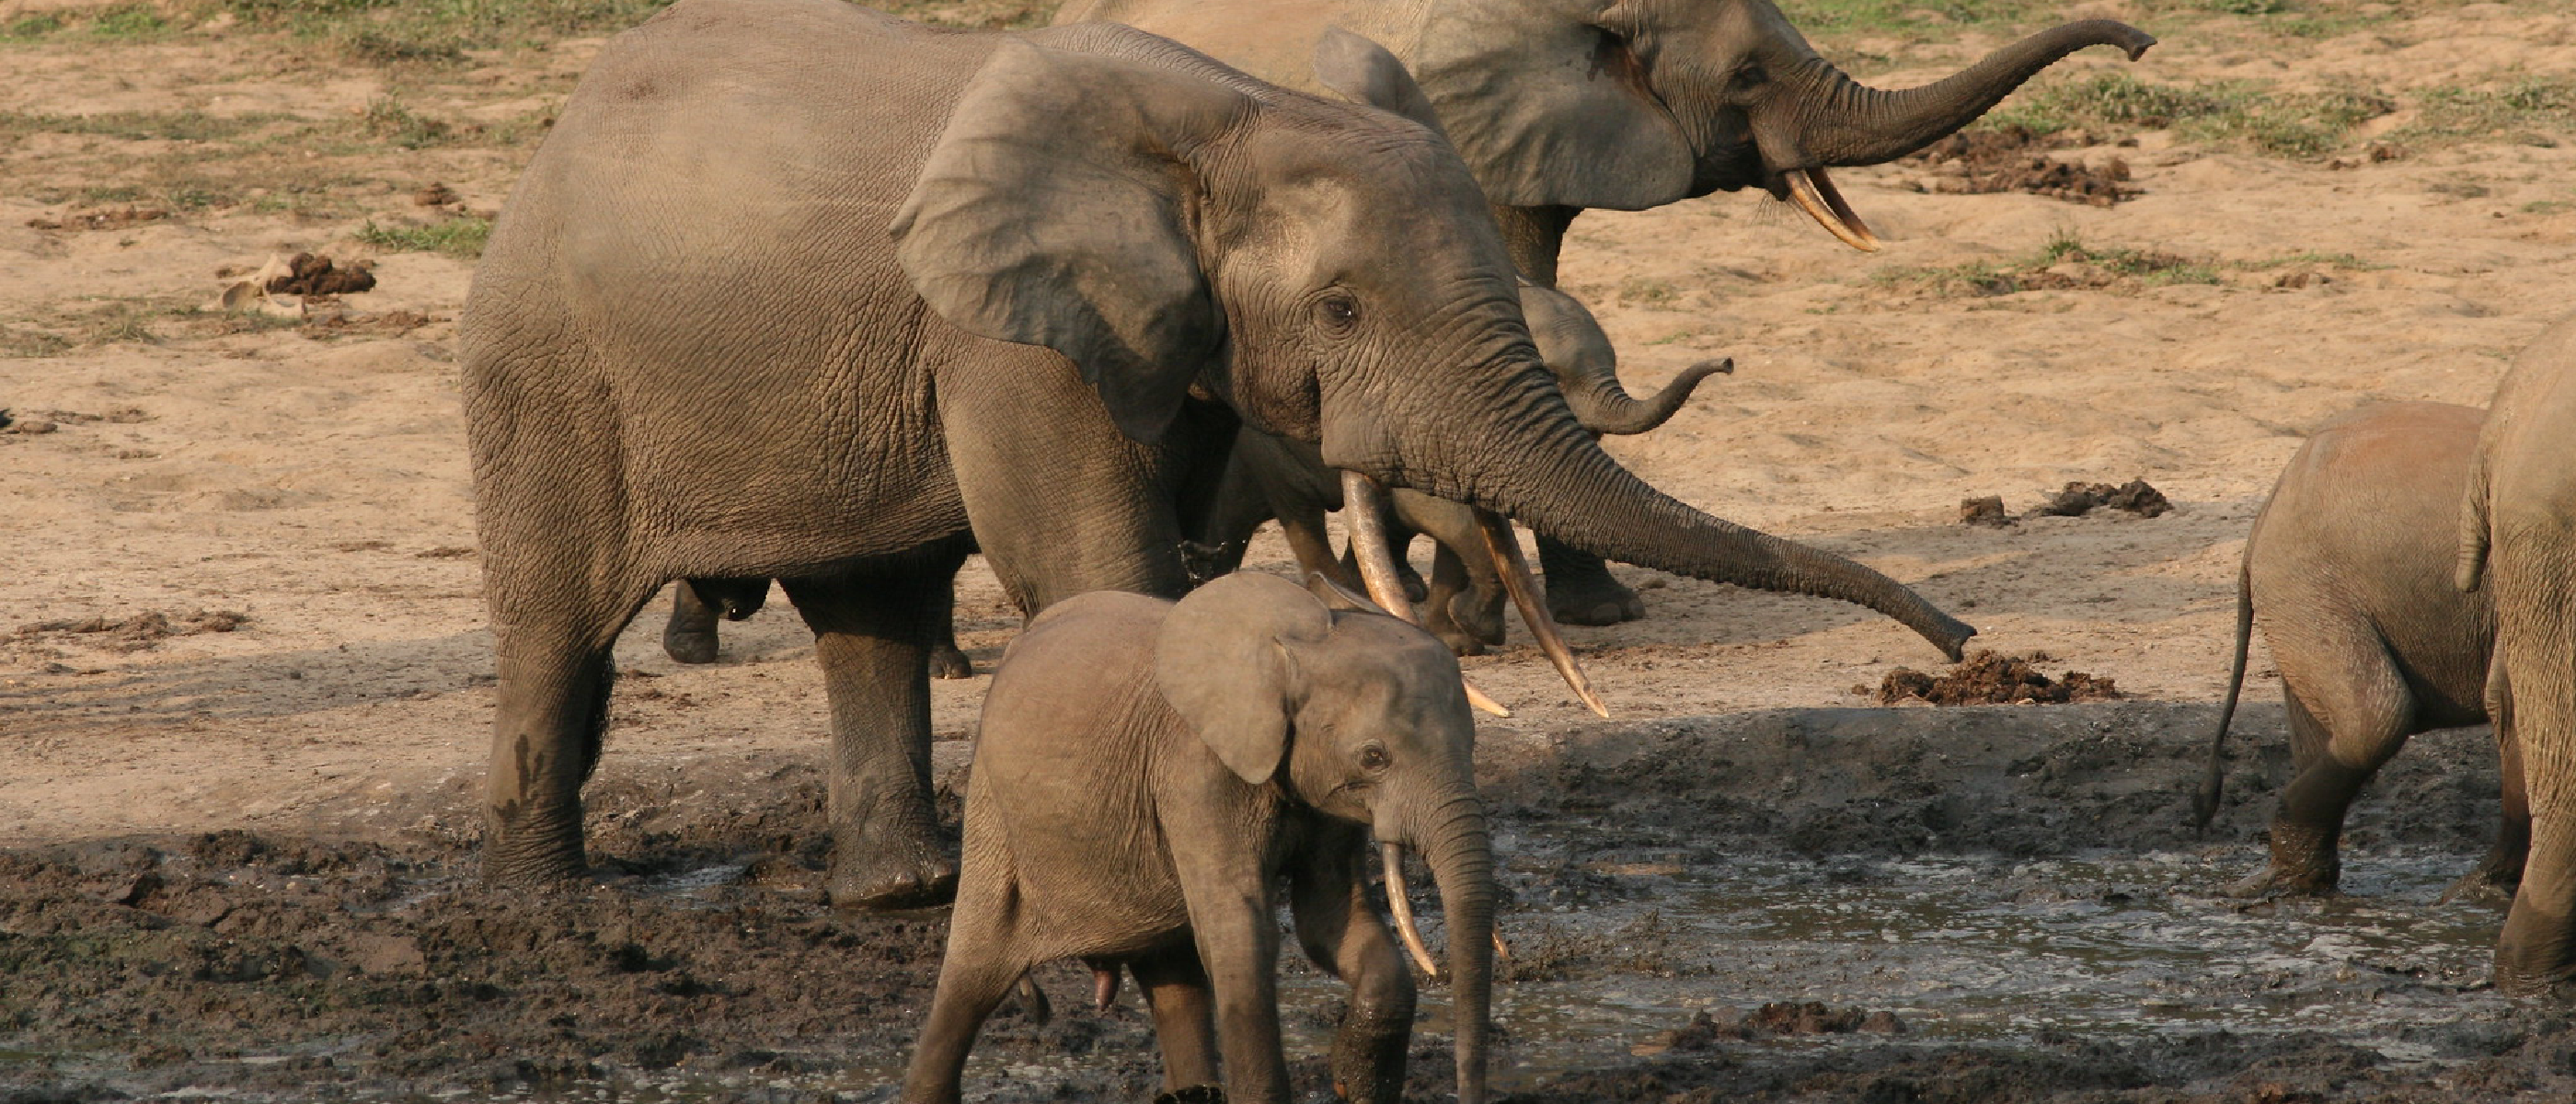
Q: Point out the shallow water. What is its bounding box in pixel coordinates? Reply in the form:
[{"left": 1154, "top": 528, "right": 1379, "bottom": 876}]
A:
[{"left": 1308, "top": 843, "right": 2514, "bottom": 1090}]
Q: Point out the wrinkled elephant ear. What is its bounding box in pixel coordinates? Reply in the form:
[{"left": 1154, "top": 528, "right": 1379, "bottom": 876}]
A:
[
  {"left": 1156, "top": 573, "right": 1335, "bottom": 785},
  {"left": 1407, "top": 0, "right": 1692, "bottom": 210},
  {"left": 1313, "top": 26, "right": 1448, "bottom": 140},
  {"left": 892, "top": 38, "right": 1236, "bottom": 443}
]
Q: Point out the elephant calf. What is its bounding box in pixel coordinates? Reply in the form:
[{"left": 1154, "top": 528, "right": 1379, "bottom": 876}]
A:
[
  {"left": 903, "top": 573, "right": 1492, "bottom": 1104},
  {"left": 2195, "top": 401, "right": 2524, "bottom": 899}
]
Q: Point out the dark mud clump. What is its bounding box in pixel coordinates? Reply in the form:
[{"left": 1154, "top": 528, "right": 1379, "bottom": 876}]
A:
[
  {"left": 2036, "top": 478, "right": 2171, "bottom": 518},
  {"left": 1904, "top": 126, "right": 2141, "bottom": 206},
  {"left": 11, "top": 608, "right": 246, "bottom": 652},
  {"left": 1960, "top": 494, "right": 2011, "bottom": 527},
  {"left": 265, "top": 253, "right": 377, "bottom": 296},
  {"left": 1869, "top": 650, "right": 2120, "bottom": 707},
  {"left": 1633, "top": 1004, "right": 1903, "bottom": 1054},
  {"left": 412, "top": 182, "right": 459, "bottom": 206},
  {"left": 26, "top": 206, "right": 170, "bottom": 231}
]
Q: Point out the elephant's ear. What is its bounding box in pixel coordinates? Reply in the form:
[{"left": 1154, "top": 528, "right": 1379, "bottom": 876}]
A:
[
  {"left": 1408, "top": 0, "right": 1693, "bottom": 211},
  {"left": 1156, "top": 573, "right": 1334, "bottom": 786},
  {"left": 1312, "top": 27, "right": 1449, "bottom": 140},
  {"left": 892, "top": 40, "right": 1237, "bottom": 443}
]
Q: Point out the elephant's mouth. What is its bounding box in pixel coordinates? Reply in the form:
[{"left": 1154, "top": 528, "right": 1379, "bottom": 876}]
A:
[
  {"left": 1339, "top": 471, "right": 1608, "bottom": 719},
  {"left": 1771, "top": 166, "right": 1881, "bottom": 253}
]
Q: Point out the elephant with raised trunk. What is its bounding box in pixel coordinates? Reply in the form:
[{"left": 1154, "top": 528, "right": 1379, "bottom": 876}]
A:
[
  {"left": 1059, "top": 0, "right": 2156, "bottom": 625},
  {"left": 904, "top": 573, "right": 1492, "bottom": 1104},
  {"left": 2458, "top": 317, "right": 2576, "bottom": 998},
  {"left": 462, "top": 0, "right": 1972, "bottom": 910},
  {"left": 2192, "top": 401, "right": 2522, "bottom": 902}
]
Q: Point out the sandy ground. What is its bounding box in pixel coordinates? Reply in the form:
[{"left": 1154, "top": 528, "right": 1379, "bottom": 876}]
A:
[{"left": 4, "top": 0, "right": 2576, "bottom": 1099}]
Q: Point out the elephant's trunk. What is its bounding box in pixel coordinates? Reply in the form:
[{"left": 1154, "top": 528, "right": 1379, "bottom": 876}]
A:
[
  {"left": 1419, "top": 795, "right": 1494, "bottom": 1104},
  {"left": 1565, "top": 358, "right": 1731, "bottom": 436},
  {"left": 1363, "top": 366, "right": 1972, "bottom": 659},
  {"left": 1792, "top": 19, "right": 2156, "bottom": 168}
]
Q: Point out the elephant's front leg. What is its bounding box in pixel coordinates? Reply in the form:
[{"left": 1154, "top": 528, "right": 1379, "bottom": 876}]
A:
[
  {"left": 1291, "top": 824, "right": 1416, "bottom": 1104},
  {"left": 782, "top": 538, "right": 972, "bottom": 911},
  {"left": 1537, "top": 535, "right": 1642, "bottom": 626},
  {"left": 1167, "top": 810, "right": 1290, "bottom": 1101}
]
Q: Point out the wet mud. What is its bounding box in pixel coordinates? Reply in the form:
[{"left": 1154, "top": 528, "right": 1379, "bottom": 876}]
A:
[{"left": 5, "top": 703, "right": 2569, "bottom": 1102}]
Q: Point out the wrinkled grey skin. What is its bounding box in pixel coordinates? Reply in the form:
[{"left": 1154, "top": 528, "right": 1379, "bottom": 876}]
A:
[
  {"left": 1058, "top": 0, "right": 2155, "bottom": 625},
  {"left": 2191, "top": 402, "right": 2522, "bottom": 902},
  {"left": 2459, "top": 318, "right": 2576, "bottom": 1000},
  {"left": 903, "top": 573, "right": 1492, "bottom": 1104},
  {"left": 463, "top": 0, "right": 1970, "bottom": 910},
  {"left": 1195, "top": 283, "right": 1730, "bottom": 653}
]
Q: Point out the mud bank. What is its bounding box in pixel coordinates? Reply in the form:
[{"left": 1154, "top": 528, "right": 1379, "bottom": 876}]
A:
[{"left": 3, "top": 702, "right": 2566, "bottom": 1103}]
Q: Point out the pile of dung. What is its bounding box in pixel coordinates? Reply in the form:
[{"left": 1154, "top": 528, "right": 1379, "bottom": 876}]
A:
[{"left": 1869, "top": 650, "right": 2120, "bottom": 707}]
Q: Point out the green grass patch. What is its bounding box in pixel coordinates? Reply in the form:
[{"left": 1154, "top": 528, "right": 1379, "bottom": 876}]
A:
[
  {"left": 1981, "top": 73, "right": 2392, "bottom": 158},
  {"left": 2391, "top": 77, "right": 2576, "bottom": 146},
  {"left": 2231, "top": 250, "right": 2385, "bottom": 271},
  {"left": 1877, "top": 231, "right": 2219, "bottom": 298},
  {"left": 354, "top": 95, "right": 456, "bottom": 148},
  {"left": 357, "top": 215, "right": 492, "bottom": 259},
  {"left": 0, "top": 110, "right": 293, "bottom": 144}
]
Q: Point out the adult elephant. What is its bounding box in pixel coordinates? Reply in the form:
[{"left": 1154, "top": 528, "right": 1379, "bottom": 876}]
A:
[
  {"left": 463, "top": 0, "right": 1972, "bottom": 910},
  {"left": 2458, "top": 317, "right": 2576, "bottom": 997},
  {"left": 1057, "top": 0, "right": 2156, "bottom": 626}
]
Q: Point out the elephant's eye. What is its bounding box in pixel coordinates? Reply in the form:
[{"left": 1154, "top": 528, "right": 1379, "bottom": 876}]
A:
[
  {"left": 1316, "top": 293, "right": 1362, "bottom": 335},
  {"left": 1358, "top": 742, "right": 1390, "bottom": 772},
  {"left": 1729, "top": 63, "right": 1767, "bottom": 92}
]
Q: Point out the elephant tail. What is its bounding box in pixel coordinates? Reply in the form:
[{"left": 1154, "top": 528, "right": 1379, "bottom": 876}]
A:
[
  {"left": 2456, "top": 442, "right": 2493, "bottom": 593},
  {"left": 2192, "top": 557, "right": 2255, "bottom": 832}
]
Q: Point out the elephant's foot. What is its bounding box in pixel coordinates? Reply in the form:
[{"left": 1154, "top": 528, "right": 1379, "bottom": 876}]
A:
[
  {"left": 2225, "top": 862, "right": 2339, "bottom": 899},
  {"left": 929, "top": 644, "right": 973, "bottom": 681},
  {"left": 1151, "top": 1088, "right": 1224, "bottom": 1104},
  {"left": 1422, "top": 600, "right": 1492, "bottom": 657},
  {"left": 1397, "top": 561, "right": 1428, "bottom": 604},
  {"left": 479, "top": 822, "right": 590, "bottom": 888},
  {"left": 1540, "top": 562, "right": 1642, "bottom": 626},
  {"left": 827, "top": 807, "right": 959, "bottom": 912},
  {"left": 2441, "top": 850, "right": 2526, "bottom": 906},
  {"left": 662, "top": 624, "right": 720, "bottom": 665},
  {"left": 2234, "top": 822, "right": 2341, "bottom": 898}
]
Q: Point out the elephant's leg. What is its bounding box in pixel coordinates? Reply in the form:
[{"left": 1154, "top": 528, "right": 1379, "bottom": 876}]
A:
[
  {"left": 783, "top": 539, "right": 972, "bottom": 911},
  {"left": 481, "top": 578, "right": 658, "bottom": 885},
  {"left": 1130, "top": 942, "right": 1220, "bottom": 1095},
  {"left": 899, "top": 852, "right": 1027, "bottom": 1104},
  {"left": 1290, "top": 828, "right": 1415, "bottom": 1104},
  {"left": 1166, "top": 820, "right": 1288, "bottom": 1101},
  {"left": 1396, "top": 493, "right": 1505, "bottom": 654},
  {"left": 1278, "top": 499, "right": 1363, "bottom": 594},
  {"left": 2237, "top": 671, "right": 2414, "bottom": 898},
  {"left": 1538, "top": 534, "right": 1642, "bottom": 626},
  {"left": 928, "top": 570, "right": 973, "bottom": 681},
  {"left": 1183, "top": 439, "right": 1277, "bottom": 585},
  {"left": 661, "top": 577, "right": 772, "bottom": 664},
  {"left": 2451, "top": 664, "right": 2529, "bottom": 903}
]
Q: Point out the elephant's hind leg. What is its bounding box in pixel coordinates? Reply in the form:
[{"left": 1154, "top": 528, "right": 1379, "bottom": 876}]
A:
[
  {"left": 1290, "top": 829, "right": 1415, "bottom": 1104},
  {"left": 1129, "top": 941, "right": 1221, "bottom": 1096},
  {"left": 661, "top": 577, "right": 771, "bottom": 664},
  {"left": 1537, "top": 534, "right": 1642, "bottom": 626},
  {"left": 901, "top": 865, "right": 1030, "bottom": 1104},
  {"left": 784, "top": 537, "right": 972, "bottom": 911},
  {"left": 2237, "top": 657, "right": 2416, "bottom": 898},
  {"left": 480, "top": 566, "right": 661, "bottom": 886}
]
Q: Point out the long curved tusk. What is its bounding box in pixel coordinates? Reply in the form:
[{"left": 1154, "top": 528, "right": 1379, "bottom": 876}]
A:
[
  {"left": 1341, "top": 471, "right": 1512, "bottom": 719},
  {"left": 1382, "top": 841, "right": 1442, "bottom": 979},
  {"left": 1474, "top": 511, "right": 1610, "bottom": 718},
  {"left": 1785, "top": 167, "right": 1881, "bottom": 253}
]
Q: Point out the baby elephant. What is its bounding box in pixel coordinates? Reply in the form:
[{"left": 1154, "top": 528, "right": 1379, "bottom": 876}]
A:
[
  {"left": 902, "top": 572, "right": 1493, "bottom": 1104},
  {"left": 2196, "top": 401, "right": 2524, "bottom": 898}
]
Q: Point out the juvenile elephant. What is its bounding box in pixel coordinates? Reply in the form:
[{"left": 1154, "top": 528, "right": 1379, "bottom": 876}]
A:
[
  {"left": 1196, "top": 282, "right": 1731, "bottom": 655},
  {"left": 903, "top": 573, "right": 1492, "bottom": 1104},
  {"left": 1058, "top": 0, "right": 2156, "bottom": 626},
  {"left": 2458, "top": 317, "right": 2576, "bottom": 997},
  {"left": 464, "top": 0, "right": 1972, "bottom": 909},
  {"left": 2192, "top": 402, "right": 2523, "bottom": 900}
]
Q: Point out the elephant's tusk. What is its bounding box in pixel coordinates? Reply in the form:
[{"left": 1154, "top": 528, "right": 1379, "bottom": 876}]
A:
[
  {"left": 1475, "top": 510, "right": 1610, "bottom": 719},
  {"left": 1382, "top": 841, "right": 1442, "bottom": 979},
  {"left": 1341, "top": 471, "right": 1512, "bottom": 719},
  {"left": 1785, "top": 167, "right": 1880, "bottom": 253}
]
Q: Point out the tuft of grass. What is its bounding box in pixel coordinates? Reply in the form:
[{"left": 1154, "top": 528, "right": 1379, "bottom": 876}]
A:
[
  {"left": 0, "top": 327, "right": 74, "bottom": 359},
  {"left": 2392, "top": 77, "right": 2576, "bottom": 147},
  {"left": 355, "top": 95, "right": 455, "bottom": 148},
  {"left": 1877, "top": 230, "right": 2219, "bottom": 298},
  {"left": 1981, "top": 73, "right": 2391, "bottom": 158},
  {"left": 2232, "top": 251, "right": 2385, "bottom": 272},
  {"left": 357, "top": 215, "right": 493, "bottom": 259},
  {"left": 0, "top": 110, "right": 293, "bottom": 144},
  {"left": 1617, "top": 277, "right": 1679, "bottom": 307}
]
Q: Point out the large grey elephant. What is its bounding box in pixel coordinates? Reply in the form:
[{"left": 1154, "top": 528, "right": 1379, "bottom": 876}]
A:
[
  {"left": 1058, "top": 0, "right": 2156, "bottom": 626},
  {"left": 2458, "top": 317, "right": 2576, "bottom": 997},
  {"left": 2192, "top": 401, "right": 2523, "bottom": 901},
  {"left": 1196, "top": 282, "right": 1731, "bottom": 655},
  {"left": 462, "top": 0, "right": 1972, "bottom": 909},
  {"left": 904, "top": 573, "right": 1491, "bottom": 1104}
]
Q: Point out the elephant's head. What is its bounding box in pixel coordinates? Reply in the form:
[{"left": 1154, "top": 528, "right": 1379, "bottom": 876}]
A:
[
  {"left": 894, "top": 25, "right": 1973, "bottom": 682},
  {"left": 1407, "top": 0, "right": 2155, "bottom": 248},
  {"left": 1155, "top": 571, "right": 1495, "bottom": 1102},
  {"left": 1521, "top": 282, "right": 1729, "bottom": 435}
]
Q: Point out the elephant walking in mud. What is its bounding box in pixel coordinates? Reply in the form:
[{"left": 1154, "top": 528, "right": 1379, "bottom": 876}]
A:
[
  {"left": 2193, "top": 401, "right": 2523, "bottom": 901},
  {"left": 904, "top": 574, "right": 1492, "bottom": 1104},
  {"left": 1058, "top": 0, "right": 2156, "bottom": 627},
  {"left": 2458, "top": 317, "right": 2576, "bottom": 997},
  {"left": 463, "top": 0, "right": 1970, "bottom": 910}
]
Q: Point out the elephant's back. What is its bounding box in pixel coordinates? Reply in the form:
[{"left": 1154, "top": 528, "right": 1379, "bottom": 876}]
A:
[
  {"left": 2482, "top": 318, "right": 2576, "bottom": 532},
  {"left": 2253, "top": 400, "right": 2492, "bottom": 717}
]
